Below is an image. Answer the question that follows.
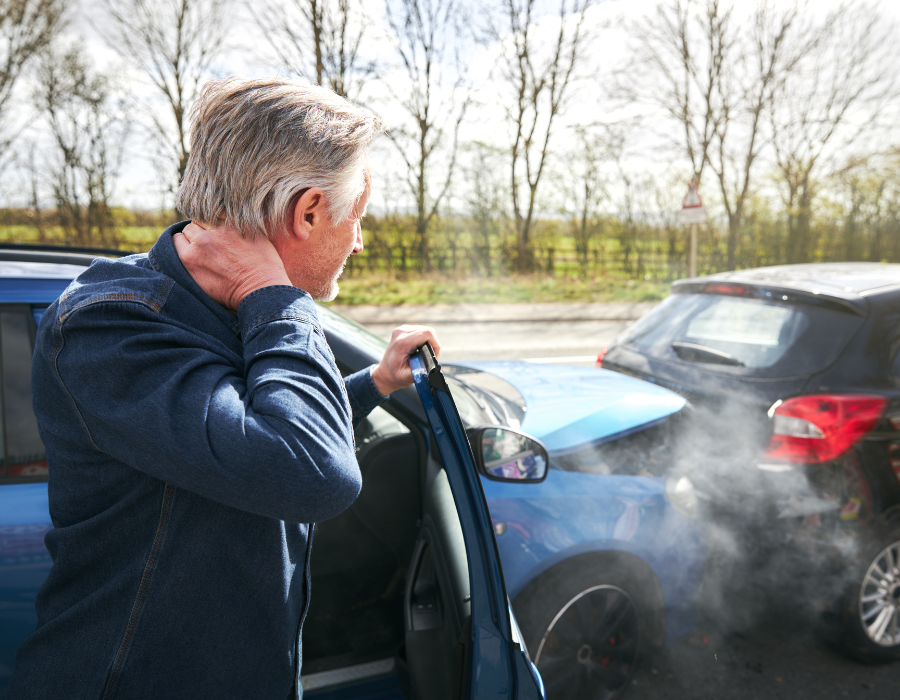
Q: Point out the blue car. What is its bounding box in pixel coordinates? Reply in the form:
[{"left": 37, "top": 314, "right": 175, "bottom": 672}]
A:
[
  {"left": 0, "top": 247, "right": 544, "bottom": 700},
  {"left": 0, "top": 245, "right": 705, "bottom": 700}
]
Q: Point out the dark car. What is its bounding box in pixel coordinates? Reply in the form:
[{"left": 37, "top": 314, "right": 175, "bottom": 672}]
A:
[{"left": 600, "top": 262, "right": 900, "bottom": 662}]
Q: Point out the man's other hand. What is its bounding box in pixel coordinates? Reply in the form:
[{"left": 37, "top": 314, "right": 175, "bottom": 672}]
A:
[
  {"left": 372, "top": 325, "right": 442, "bottom": 396},
  {"left": 174, "top": 222, "right": 293, "bottom": 311}
]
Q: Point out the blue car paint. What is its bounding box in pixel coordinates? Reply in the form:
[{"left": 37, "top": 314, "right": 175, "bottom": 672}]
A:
[
  {"left": 0, "top": 485, "right": 52, "bottom": 689},
  {"left": 410, "top": 352, "right": 543, "bottom": 699},
  {"left": 0, "top": 279, "right": 72, "bottom": 305},
  {"left": 454, "top": 361, "right": 706, "bottom": 644},
  {"left": 454, "top": 361, "right": 686, "bottom": 453},
  {"left": 481, "top": 474, "right": 705, "bottom": 643}
]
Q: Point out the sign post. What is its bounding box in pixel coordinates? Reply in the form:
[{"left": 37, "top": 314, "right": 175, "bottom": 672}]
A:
[{"left": 678, "top": 177, "right": 707, "bottom": 277}]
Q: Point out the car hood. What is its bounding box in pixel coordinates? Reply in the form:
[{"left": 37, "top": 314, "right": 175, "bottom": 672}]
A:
[{"left": 450, "top": 361, "right": 686, "bottom": 455}]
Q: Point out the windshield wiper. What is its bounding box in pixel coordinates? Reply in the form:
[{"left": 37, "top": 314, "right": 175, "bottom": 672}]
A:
[{"left": 670, "top": 341, "right": 745, "bottom": 366}]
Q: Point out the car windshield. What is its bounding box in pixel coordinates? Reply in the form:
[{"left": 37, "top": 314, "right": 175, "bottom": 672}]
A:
[
  {"left": 313, "top": 308, "right": 526, "bottom": 429},
  {"left": 616, "top": 292, "right": 865, "bottom": 378},
  {"left": 443, "top": 366, "right": 525, "bottom": 430}
]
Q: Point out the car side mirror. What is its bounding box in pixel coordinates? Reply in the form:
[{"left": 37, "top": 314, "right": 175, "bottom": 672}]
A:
[{"left": 466, "top": 427, "right": 549, "bottom": 483}]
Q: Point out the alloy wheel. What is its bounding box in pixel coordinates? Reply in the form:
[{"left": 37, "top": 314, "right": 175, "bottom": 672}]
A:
[
  {"left": 534, "top": 584, "right": 640, "bottom": 700},
  {"left": 858, "top": 540, "right": 900, "bottom": 647}
]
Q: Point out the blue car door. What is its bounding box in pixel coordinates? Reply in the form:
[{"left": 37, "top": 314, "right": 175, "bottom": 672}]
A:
[{"left": 409, "top": 344, "right": 543, "bottom": 700}]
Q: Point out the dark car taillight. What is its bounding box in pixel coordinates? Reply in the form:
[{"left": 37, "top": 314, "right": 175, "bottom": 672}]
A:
[
  {"left": 596, "top": 346, "right": 608, "bottom": 368},
  {"left": 763, "top": 394, "right": 887, "bottom": 463}
]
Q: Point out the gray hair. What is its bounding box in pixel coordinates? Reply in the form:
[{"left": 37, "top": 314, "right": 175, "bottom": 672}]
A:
[{"left": 176, "top": 76, "right": 381, "bottom": 238}]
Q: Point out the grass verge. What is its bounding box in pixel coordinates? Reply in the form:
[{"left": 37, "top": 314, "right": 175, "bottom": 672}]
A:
[{"left": 327, "top": 274, "right": 670, "bottom": 305}]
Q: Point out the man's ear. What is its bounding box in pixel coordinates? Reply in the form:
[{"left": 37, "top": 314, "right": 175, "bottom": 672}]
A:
[{"left": 290, "top": 187, "right": 327, "bottom": 241}]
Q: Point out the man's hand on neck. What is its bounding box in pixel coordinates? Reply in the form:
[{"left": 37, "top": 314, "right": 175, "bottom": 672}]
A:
[{"left": 174, "top": 222, "right": 293, "bottom": 312}]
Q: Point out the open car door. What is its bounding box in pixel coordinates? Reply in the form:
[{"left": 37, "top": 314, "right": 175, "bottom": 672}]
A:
[{"left": 404, "top": 344, "right": 544, "bottom": 700}]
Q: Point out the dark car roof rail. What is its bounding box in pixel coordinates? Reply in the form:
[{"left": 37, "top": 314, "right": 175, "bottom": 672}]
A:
[
  {"left": 672, "top": 278, "right": 868, "bottom": 316},
  {"left": 0, "top": 243, "right": 131, "bottom": 267}
]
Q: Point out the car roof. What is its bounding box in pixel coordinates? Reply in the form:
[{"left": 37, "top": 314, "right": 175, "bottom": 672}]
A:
[
  {"left": 0, "top": 246, "right": 128, "bottom": 279},
  {"left": 0, "top": 260, "right": 90, "bottom": 279},
  {"left": 696, "top": 262, "right": 900, "bottom": 294},
  {"left": 673, "top": 262, "right": 900, "bottom": 315},
  {"left": 0, "top": 248, "right": 128, "bottom": 304}
]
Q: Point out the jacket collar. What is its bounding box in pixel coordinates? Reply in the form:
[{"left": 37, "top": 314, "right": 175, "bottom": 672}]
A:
[{"left": 147, "top": 221, "right": 242, "bottom": 337}]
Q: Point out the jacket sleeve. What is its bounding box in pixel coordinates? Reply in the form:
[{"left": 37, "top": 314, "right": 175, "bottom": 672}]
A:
[
  {"left": 50, "top": 285, "right": 361, "bottom": 523},
  {"left": 344, "top": 366, "right": 389, "bottom": 427}
]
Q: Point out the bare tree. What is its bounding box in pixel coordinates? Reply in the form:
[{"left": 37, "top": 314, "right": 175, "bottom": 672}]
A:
[
  {"left": 462, "top": 141, "right": 508, "bottom": 275},
  {"left": 0, "top": 0, "right": 65, "bottom": 166},
  {"left": 493, "top": 0, "right": 594, "bottom": 272},
  {"left": 33, "top": 47, "right": 130, "bottom": 247},
  {"left": 622, "top": 1, "right": 845, "bottom": 271},
  {"left": 558, "top": 125, "right": 614, "bottom": 274},
  {"left": 622, "top": 0, "right": 738, "bottom": 276},
  {"left": 707, "top": 1, "right": 809, "bottom": 269},
  {"left": 769, "top": 2, "right": 900, "bottom": 263},
  {"left": 623, "top": 0, "right": 733, "bottom": 184},
  {"left": 98, "top": 0, "right": 229, "bottom": 198},
  {"left": 384, "top": 0, "right": 470, "bottom": 272},
  {"left": 251, "top": 0, "right": 372, "bottom": 99}
]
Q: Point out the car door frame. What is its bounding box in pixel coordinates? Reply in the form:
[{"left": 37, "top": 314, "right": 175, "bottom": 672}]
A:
[{"left": 410, "top": 345, "right": 543, "bottom": 700}]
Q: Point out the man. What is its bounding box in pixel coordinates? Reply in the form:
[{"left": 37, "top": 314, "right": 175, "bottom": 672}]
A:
[{"left": 9, "top": 77, "right": 439, "bottom": 700}]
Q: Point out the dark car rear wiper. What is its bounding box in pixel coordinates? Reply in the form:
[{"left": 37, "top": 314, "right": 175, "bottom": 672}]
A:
[{"left": 670, "top": 341, "right": 745, "bottom": 366}]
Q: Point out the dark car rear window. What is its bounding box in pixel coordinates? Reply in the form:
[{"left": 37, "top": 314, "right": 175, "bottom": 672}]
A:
[{"left": 616, "top": 292, "right": 864, "bottom": 379}]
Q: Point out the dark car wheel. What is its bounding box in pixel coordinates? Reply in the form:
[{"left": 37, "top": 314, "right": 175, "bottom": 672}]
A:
[
  {"left": 841, "top": 526, "right": 900, "bottom": 663},
  {"left": 514, "top": 558, "right": 661, "bottom": 699}
]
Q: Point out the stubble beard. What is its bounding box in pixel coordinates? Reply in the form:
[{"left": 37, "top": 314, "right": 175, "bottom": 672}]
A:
[{"left": 309, "top": 254, "right": 350, "bottom": 302}]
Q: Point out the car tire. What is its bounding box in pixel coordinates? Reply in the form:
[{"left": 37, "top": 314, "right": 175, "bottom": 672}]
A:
[
  {"left": 840, "top": 524, "right": 900, "bottom": 663},
  {"left": 513, "top": 555, "right": 662, "bottom": 700}
]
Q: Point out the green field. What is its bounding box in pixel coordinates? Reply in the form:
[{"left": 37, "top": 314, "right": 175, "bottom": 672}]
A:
[{"left": 328, "top": 273, "right": 669, "bottom": 305}]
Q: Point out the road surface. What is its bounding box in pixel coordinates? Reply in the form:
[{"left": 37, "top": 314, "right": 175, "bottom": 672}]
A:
[{"left": 329, "top": 301, "right": 658, "bottom": 364}]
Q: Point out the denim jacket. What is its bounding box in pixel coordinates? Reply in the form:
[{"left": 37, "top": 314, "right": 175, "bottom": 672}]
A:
[{"left": 8, "top": 223, "right": 387, "bottom": 700}]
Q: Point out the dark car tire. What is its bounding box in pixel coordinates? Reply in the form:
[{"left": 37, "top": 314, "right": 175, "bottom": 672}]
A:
[
  {"left": 840, "top": 524, "right": 900, "bottom": 663},
  {"left": 513, "top": 554, "right": 664, "bottom": 700}
]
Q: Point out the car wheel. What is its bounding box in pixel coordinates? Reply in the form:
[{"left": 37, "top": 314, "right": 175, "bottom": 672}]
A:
[
  {"left": 514, "top": 558, "right": 661, "bottom": 699},
  {"left": 841, "top": 526, "right": 900, "bottom": 663}
]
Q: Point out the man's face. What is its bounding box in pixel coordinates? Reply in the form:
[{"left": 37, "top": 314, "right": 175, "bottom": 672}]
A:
[{"left": 280, "top": 169, "right": 370, "bottom": 301}]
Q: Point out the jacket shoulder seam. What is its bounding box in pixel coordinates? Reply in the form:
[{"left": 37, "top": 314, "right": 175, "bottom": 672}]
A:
[
  {"left": 51, "top": 286, "right": 175, "bottom": 450},
  {"left": 59, "top": 287, "right": 174, "bottom": 323}
]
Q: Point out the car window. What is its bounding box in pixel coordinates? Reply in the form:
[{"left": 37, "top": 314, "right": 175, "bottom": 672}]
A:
[
  {"left": 682, "top": 298, "right": 805, "bottom": 367},
  {"left": 0, "top": 307, "right": 47, "bottom": 480},
  {"left": 616, "top": 292, "right": 864, "bottom": 378},
  {"left": 443, "top": 367, "right": 525, "bottom": 429}
]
